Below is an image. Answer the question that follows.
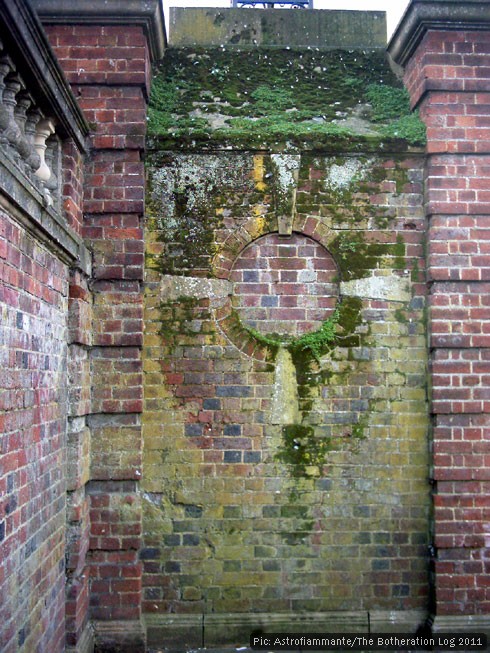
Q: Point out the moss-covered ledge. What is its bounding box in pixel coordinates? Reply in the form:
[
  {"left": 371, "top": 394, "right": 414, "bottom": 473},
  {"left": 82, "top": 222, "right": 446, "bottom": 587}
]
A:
[{"left": 147, "top": 46, "right": 426, "bottom": 153}]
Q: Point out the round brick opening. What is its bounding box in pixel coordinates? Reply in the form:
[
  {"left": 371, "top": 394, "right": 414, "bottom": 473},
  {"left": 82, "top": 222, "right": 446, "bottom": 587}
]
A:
[{"left": 229, "top": 232, "right": 338, "bottom": 338}]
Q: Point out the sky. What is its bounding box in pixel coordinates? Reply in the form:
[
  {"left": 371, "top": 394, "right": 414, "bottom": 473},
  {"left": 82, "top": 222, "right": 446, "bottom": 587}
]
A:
[{"left": 164, "top": 0, "right": 411, "bottom": 39}]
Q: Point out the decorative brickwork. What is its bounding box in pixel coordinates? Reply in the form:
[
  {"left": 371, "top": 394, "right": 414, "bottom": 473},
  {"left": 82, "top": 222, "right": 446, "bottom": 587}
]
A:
[{"left": 39, "top": 9, "right": 159, "bottom": 649}]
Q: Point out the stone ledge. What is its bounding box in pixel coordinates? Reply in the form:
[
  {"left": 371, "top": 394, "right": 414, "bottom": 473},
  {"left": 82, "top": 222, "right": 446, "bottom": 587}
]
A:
[
  {"left": 0, "top": 156, "right": 91, "bottom": 273},
  {"left": 388, "top": 0, "right": 490, "bottom": 68},
  {"left": 33, "top": 0, "right": 166, "bottom": 61},
  {"left": 66, "top": 621, "right": 95, "bottom": 653},
  {"left": 146, "top": 611, "right": 428, "bottom": 650},
  {"left": 432, "top": 614, "right": 490, "bottom": 637},
  {"left": 93, "top": 619, "right": 146, "bottom": 653}
]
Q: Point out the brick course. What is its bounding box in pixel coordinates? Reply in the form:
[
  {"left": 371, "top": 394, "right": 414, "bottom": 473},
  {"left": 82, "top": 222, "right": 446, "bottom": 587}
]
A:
[{"left": 40, "top": 10, "right": 155, "bottom": 652}]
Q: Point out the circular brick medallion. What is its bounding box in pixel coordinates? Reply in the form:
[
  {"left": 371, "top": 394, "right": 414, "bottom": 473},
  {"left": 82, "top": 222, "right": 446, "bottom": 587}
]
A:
[{"left": 229, "top": 233, "right": 338, "bottom": 338}]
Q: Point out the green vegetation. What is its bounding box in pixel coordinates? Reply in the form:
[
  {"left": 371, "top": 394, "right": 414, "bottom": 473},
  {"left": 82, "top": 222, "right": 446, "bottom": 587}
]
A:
[
  {"left": 148, "top": 47, "right": 426, "bottom": 149},
  {"left": 289, "top": 309, "right": 339, "bottom": 361},
  {"left": 276, "top": 424, "right": 333, "bottom": 475},
  {"left": 366, "top": 84, "right": 426, "bottom": 145},
  {"left": 329, "top": 232, "right": 406, "bottom": 281},
  {"left": 365, "top": 84, "right": 411, "bottom": 122},
  {"left": 241, "top": 296, "right": 364, "bottom": 369},
  {"left": 380, "top": 114, "right": 427, "bottom": 146}
]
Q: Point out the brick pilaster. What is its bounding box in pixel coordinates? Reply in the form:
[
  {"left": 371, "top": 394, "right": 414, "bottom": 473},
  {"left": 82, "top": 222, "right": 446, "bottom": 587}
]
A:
[
  {"left": 389, "top": 0, "right": 490, "bottom": 628},
  {"left": 35, "top": 1, "right": 165, "bottom": 650}
]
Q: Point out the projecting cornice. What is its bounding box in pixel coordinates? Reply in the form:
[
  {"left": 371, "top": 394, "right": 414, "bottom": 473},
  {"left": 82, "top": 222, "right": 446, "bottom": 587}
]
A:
[
  {"left": 32, "top": 0, "right": 167, "bottom": 61},
  {"left": 388, "top": 0, "right": 490, "bottom": 68}
]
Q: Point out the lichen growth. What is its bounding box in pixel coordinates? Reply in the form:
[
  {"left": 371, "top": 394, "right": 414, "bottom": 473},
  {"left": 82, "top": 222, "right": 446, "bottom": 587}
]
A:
[{"left": 146, "top": 154, "right": 254, "bottom": 276}]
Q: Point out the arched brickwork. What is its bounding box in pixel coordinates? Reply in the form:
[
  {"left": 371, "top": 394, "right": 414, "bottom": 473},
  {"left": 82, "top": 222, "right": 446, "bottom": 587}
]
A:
[
  {"left": 212, "top": 214, "right": 336, "bottom": 279},
  {"left": 214, "top": 225, "right": 339, "bottom": 361}
]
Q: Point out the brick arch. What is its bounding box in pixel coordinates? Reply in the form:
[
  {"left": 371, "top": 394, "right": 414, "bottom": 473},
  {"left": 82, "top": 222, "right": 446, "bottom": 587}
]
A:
[
  {"left": 213, "top": 216, "right": 340, "bottom": 359},
  {"left": 211, "top": 214, "right": 337, "bottom": 280}
]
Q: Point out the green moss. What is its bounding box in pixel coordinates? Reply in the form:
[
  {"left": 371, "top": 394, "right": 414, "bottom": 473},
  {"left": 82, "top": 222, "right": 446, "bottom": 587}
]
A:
[
  {"left": 411, "top": 258, "right": 421, "bottom": 282},
  {"left": 158, "top": 296, "right": 211, "bottom": 347},
  {"left": 394, "top": 308, "right": 408, "bottom": 324},
  {"left": 243, "top": 301, "right": 352, "bottom": 364},
  {"left": 276, "top": 424, "right": 333, "bottom": 476},
  {"left": 289, "top": 309, "right": 339, "bottom": 362},
  {"left": 380, "top": 113, "right": 427, "bottom": 146},
  {"left": 242, "top": 323, "right": 281, "bottom": 358},
  {"left": 366, "top": 84, "right": 426, "bottom": 146},
  {"left": 366, "top": 84, "right": 411, "bottom": 122},
  {"left": 147, "top": 47, "right": 419, "bottom": 151},
  {"left": 394, "top": 233, "right": 405, "bottom": 270},
  {"left": 328, "top": 232, "right": 406, "bottom": 281}
]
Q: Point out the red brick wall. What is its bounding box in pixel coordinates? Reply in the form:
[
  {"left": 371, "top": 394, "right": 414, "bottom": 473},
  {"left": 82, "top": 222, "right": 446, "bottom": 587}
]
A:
[
  {"left": 44, "top": 21, "right": 149, "bottom": 648},
  {"left": 403, "top": 28, "right": 490, "bottom": 617},
  {"left": 0, "top": 210, "right": 69, "bottom": 653}
]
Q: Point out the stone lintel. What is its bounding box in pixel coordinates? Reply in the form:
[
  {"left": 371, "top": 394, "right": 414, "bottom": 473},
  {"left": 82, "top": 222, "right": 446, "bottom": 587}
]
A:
[
  {"left": 169, "top": 8, "right": 387, "bottom": 49},
  {"left": 0, "top": 0, "right": 89, "bottom": 151},
  {"left": 388, "top": 0, "right": 490, "bottom": 68},
  {"left": 33, "top": 0, "right": 167, "bottom": 61}
]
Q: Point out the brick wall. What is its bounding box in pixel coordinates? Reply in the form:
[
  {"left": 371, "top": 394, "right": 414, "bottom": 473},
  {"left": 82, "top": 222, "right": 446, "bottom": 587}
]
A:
[
  {"left": 389, "top": 7, "right": 490, "bottom": 626},
  {"left": 144, "top": 150, "right": 430, "bottom": 645},
  {"left": 42, "top": 20, "right": 150, "bottom": 650},
  {"left": 230, "top": 233, "right": 338, "bottom": 337},
  {"left": 0, "top": 210, "right": 69, "bottom": 653}
]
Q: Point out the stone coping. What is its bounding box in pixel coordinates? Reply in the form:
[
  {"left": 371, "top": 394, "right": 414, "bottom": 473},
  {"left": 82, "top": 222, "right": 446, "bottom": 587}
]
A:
[
  {"left": 145, "top": 610, "right": 428, "bottom": 649},
  {"left": 169, "top": 7, "right": 387, "bottom": 49},
  {"left": 388, "top": 0, "right": 490, "bottom": 67},
  {"left": 33, "top": 0, "right": 167, "bottom": 61}
]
